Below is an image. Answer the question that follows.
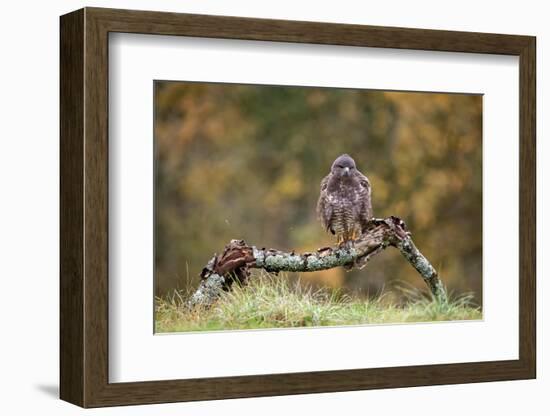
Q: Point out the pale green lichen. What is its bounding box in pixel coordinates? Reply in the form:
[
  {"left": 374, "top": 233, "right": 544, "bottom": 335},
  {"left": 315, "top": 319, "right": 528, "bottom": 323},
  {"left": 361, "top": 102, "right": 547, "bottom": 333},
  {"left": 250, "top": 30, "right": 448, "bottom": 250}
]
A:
[
  {"left": 187, "top": 273, "right": 225, "bottom": 307},
  {"left": 305, "top": 255, "right": 323, "bottom": 270},
  {"left": 304, "top": 248, "right": 357, "bottom": 270},
  {"left": 285, "top": 255, "right": 305, "bottom": 271},
  {"left": 264, "top": 254, "right": 287, "bottom": 270},
  {"left": 414, "top": 256, "right": 434, "bottom": 278},
  {"left": 252, "top": 247, "right": 265, "bottom": 267}
]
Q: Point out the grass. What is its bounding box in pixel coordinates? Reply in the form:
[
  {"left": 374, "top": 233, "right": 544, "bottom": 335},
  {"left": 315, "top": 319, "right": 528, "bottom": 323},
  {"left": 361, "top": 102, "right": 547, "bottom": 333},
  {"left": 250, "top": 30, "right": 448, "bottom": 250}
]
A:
[{"left": 155, "top": 273, "right": 482, "bottom": 333}]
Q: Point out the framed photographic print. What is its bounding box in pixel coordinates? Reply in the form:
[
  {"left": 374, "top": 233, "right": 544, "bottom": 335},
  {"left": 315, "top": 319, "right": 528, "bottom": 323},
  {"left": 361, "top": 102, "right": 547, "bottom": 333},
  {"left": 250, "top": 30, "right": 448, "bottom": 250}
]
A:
[{"left": 60, "top": 7, "right": 536, "bottom": 408}]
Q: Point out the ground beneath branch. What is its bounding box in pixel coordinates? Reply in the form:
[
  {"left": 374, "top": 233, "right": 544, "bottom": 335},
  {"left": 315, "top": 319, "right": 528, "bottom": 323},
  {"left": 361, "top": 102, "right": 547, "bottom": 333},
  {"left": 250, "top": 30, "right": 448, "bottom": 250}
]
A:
[{"left": 157, "top": 273, "right": 480, "bottom": 333}]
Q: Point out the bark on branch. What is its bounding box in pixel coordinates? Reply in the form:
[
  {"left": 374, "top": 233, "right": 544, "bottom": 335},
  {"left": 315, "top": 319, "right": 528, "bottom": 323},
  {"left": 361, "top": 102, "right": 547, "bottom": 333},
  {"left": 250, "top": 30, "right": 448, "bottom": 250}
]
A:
[{"left": 188, "top": 216, "right": 446, "bottom": 308}]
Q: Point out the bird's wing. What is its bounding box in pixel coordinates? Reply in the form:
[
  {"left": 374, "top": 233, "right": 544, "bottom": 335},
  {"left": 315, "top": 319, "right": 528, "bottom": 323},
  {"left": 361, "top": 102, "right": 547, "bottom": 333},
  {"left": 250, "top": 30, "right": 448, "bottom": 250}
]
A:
[
  {"left": 316, "top": 174, "right": 334, "bottom": 234},
  {"left": 356, "top": 170, "right": 373, "bottom": 231}
]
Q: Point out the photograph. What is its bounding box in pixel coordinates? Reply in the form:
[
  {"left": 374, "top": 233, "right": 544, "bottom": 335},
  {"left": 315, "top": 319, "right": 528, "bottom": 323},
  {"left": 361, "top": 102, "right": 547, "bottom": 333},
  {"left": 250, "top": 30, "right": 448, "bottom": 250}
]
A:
[{"left": 153, "top": 81, "right": 483, "bottom": 333}]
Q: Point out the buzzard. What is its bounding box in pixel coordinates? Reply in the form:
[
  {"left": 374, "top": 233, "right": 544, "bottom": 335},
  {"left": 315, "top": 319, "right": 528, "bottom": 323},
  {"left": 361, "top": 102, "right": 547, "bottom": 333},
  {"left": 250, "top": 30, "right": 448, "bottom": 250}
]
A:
[{"left": 316, "top": 154, "right": 373, "bottom": 245}]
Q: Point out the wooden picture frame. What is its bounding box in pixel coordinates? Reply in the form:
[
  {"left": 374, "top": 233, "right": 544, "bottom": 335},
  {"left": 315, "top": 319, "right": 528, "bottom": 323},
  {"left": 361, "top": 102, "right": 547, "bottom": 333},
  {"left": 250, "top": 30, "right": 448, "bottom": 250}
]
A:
[{"left": 60, "top": 7, "right": 536, "bottom": 408}]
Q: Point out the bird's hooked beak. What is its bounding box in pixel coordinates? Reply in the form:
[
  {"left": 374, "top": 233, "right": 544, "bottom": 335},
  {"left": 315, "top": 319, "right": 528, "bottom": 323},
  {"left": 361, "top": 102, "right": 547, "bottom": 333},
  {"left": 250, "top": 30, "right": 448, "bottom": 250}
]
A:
[{"left": 343, "top": 167, "right": 350, "bottom": 176}]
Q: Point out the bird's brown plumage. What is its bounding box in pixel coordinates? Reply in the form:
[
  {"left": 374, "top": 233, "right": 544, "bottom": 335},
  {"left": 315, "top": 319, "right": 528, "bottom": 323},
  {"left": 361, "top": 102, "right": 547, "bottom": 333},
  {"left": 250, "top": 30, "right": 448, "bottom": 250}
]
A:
[{"left": 316, "top": 154, "right": 373, "bottom": 244}]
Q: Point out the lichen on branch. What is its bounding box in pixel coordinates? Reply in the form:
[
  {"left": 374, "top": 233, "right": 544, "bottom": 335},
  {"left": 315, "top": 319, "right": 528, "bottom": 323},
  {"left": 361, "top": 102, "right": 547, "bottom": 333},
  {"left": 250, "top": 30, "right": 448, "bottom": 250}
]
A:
[{"left": 188, "top": 216, "right": 446, "bottom": 308}]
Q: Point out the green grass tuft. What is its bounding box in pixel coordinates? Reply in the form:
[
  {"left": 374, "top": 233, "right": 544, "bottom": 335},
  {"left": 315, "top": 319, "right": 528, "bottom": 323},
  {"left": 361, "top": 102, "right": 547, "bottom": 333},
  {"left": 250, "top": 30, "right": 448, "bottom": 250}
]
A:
[{"left": 155, "top": 273, "right": 482, "bottom": 333}]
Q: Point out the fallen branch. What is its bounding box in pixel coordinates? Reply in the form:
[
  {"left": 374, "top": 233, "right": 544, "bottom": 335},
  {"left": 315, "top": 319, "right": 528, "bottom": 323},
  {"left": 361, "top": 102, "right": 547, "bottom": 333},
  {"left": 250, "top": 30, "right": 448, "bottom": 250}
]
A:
[{"left": 188, "top": 216, "right": 446, "bottom": 308}]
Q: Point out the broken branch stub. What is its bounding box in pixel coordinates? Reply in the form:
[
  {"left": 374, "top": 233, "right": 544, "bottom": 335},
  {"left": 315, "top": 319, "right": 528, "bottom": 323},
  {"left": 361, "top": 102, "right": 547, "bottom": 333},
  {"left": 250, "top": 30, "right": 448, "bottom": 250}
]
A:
[{"left": 187, "top": 216, "right": 447, "bottom": 308}]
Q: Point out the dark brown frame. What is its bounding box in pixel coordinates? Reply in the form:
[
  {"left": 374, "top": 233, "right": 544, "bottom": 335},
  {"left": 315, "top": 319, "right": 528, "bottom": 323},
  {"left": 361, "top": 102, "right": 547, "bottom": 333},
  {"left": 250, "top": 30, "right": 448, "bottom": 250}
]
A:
[{"left": 60, "top": 7, "right": 536, "bottom": 408}]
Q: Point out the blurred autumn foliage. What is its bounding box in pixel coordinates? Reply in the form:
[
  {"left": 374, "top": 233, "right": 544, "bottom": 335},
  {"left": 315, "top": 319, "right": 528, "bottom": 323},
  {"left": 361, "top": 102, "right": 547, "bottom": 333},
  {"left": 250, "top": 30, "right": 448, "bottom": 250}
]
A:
[{"left": 155, "top": 81, "right": 482, "bottom": 305}]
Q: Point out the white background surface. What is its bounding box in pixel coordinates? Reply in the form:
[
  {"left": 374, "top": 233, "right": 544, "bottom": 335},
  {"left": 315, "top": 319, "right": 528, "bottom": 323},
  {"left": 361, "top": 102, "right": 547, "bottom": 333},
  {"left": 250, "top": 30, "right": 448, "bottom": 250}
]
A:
[
  {"left": 0, "top": 0, "right": 546, "bottom": 414},
  {"left": 110, "top": 34, "right": 519, "bottom": 382}
]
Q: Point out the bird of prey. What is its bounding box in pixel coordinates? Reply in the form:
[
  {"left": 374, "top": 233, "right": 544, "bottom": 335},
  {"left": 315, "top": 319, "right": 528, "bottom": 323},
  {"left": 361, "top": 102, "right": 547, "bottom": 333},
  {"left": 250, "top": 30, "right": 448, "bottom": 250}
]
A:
[{"left": 316, "top": 154, "right": 373, "bottom": 245}]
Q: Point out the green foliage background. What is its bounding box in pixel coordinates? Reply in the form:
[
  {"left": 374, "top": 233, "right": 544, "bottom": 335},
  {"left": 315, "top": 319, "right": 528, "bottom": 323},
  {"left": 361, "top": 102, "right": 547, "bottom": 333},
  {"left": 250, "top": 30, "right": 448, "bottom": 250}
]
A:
[{"left": 155, "top": 81, "right": 482, "bottom": 305}]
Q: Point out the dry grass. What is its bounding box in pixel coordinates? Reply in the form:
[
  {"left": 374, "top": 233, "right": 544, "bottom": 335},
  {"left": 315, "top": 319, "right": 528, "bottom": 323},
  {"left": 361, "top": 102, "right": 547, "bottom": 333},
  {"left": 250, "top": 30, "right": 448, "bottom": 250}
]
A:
[{"left": 155, "top": 273, "right": 482, "bottom": 333}]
